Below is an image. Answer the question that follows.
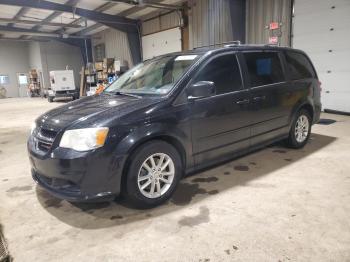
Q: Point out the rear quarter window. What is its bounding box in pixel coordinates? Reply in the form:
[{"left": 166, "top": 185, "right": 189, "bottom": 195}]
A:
[
  {"left": 285, "top": 51, "right": 316, "bottom": 80},
  {"left": 243, "top": 52, "right": 285, "bottom": 87}
]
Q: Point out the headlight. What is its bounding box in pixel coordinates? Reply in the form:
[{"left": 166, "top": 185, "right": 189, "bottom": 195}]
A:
[
  {"left": 59, "top": 127, "right": 109, "bottom": 151},
  {"left": 30, "top": 122, "right": 36, "bottom": 134}
]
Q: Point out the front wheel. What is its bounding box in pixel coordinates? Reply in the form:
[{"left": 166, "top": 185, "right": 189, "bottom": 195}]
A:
[
  {"left": 285, "top": 109, "right": 311, "bottom": 148},
  {"left": 123, "top": 140, "right": 182, "bottom": 208}
]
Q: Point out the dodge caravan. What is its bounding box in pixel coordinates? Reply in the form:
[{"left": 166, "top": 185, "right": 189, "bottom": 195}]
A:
[{"left": 28, "top": 44, "right": 321, "bottom": 208}]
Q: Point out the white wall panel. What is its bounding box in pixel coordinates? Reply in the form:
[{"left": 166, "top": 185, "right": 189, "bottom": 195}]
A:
[
  {"left": 142, "top": 27, "right": 182, "bottom": 60},
  {"left": 293, "top": 0, "right": 350, "bottom": 113}
]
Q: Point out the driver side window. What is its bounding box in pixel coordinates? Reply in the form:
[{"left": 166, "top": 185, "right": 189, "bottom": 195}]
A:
[{"left": 193, "top": 54, "right": 242, "bottom": 95}]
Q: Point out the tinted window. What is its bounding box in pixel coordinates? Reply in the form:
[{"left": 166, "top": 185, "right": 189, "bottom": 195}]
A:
[
  {"left": 193, "top": 54, "right": 242, "bottom": 95},
  {"left": 285, "top": 51, "right": 315, "bottom": 80},
  {"left": 244, "top": 52, "right": 285, "bottom": 87}
]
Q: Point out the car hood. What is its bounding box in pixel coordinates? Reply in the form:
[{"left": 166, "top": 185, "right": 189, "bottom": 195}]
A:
[{"left": 36, "top": 93, "right": 163, "bottom": 131}]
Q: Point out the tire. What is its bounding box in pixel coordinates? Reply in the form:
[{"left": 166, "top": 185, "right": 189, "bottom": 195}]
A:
[
  {"left": 48, "top": 96, "right": 54, "bottom": 103},
  {"left": 285, "top": 109, "right": 312, "bottom": 148},
  {"left": 123, "top": 140, "right": 182, "bottom": 208}
]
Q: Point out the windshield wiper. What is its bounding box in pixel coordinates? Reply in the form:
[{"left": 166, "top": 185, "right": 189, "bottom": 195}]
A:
[{"left": 114, "top": 91, "right": 142, "bottom": 99}]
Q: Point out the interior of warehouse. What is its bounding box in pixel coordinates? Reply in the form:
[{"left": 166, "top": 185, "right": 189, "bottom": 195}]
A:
[
  {"left": 0, "top": 0, "right": 348, "bottom": 113},
  {"left": 0, "top": 0, "right": 349, "bottom": 261}
]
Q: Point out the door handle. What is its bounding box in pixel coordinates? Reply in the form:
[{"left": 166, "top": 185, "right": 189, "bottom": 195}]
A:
[
  {"left": 236, "top": 99, "right": 250, "bottom": 105},
  {"left": 253, "top": 96, "right": 266, "bottom": 102}
]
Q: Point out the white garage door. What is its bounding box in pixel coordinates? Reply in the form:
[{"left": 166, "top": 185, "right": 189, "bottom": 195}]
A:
[
  {"left": 292, "top": 0, "right": 350, "bottom": 113},
  {"left": 142, "top": 27, "right": 182, "bottom": 61}
]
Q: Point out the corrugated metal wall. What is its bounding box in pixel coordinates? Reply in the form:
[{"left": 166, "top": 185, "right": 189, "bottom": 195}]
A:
[
  {"left": 90, "top": 0, "right": 292, "bottom": 66},
  {"left": 246, "top": 0, "right": 292, "bottom": 46},
  {"left": 188, "top": 0, "right": 234, "bottom": 49},
  {"left": 142, "top": 12, "right": 182, "bottom": 36},
  {"left": 92, "top": 28, "right": 133, "bottom": 66}
]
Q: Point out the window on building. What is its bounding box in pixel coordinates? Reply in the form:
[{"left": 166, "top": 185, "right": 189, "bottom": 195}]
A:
[
  {"left": 244, "top": 52, "right": 285, "bottom": 87},
  {"left": 0, "top": 75, "right": 10, "bottom": 85},
  {"left": 193, "top": 54, "right": 242, "bottom": 95},
  {"left": 18, "top": 74, "right": 28, "bottom": 85},
  {"left": 285, "top": 51, "right": 315, "bottom": 80}
]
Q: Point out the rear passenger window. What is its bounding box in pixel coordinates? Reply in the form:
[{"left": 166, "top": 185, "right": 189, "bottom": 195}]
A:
[
  {"left": 193, "top": 54, "right": 242, "bottom": 95},
  {"left": 285, "top": 51, "right": 315, "bottom": 80},
  {"left": 244, "top": 52, "right": 285, "bottom": 87}
]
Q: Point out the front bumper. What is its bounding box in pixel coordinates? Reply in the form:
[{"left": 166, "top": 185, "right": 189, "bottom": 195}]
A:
[
  {"left": 50, "top": 90, "right": 77, "bottom": 99},
  {"left": 28, "top": 136, "right": 126, "bottom": 202},
  {"left": 32, "top": 169, "right": 114, "bottom": 202}
]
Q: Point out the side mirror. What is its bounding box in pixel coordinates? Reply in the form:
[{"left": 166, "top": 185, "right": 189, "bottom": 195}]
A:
[{"left": 187, "top": 81, "right": 216, "bottom": 101}]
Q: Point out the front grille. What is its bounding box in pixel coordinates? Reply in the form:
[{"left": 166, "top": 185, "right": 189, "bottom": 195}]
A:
[
  {"left": 34, "top": 127, "right": 58, "bottom": 153},
  {"left": 39, "top": 128, "right": 57, "bottom": 140}
]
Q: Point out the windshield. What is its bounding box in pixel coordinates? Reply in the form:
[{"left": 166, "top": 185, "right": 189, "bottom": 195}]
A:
[{"left": 104, "top": 54, "right": 199, "bottom": 96}]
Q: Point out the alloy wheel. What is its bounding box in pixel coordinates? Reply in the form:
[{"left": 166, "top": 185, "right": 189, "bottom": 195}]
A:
[
  {"left": 137, "top": 153, "right": 175, "bottom": 199},
  {"left": 295, "top": 114, "right": 309, "bottom": 143}
]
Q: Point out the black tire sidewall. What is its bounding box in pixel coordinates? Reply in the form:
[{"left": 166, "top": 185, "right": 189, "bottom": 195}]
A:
[
  {"left": 124, "top": 140, "right": 182, "bottom": 208},
  {"left": 289, "top": 109, "right": 312, "bottom": 148}
]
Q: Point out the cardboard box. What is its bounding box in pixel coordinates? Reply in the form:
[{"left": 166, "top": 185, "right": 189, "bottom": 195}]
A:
[
  {"left": 97, "top": 71, "right": 104, "bottom": 79},
  {"left": 114, "top": 60, "right": 129, "bottom": 72},
  {"left": 95, "top": 62, "right": 103, "bottom": 71},
  {"left": 103, "top": 58, "right": 114, "bottom": 74},
  {"left": 103, "top": 58, "right": 114, "bottom": 68}
]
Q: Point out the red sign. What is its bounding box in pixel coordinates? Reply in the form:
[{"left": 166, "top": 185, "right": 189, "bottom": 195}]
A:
[
  {"left": 269, "top": 22, "right": 279, "bottom": 30},
  {"left": 269, "top": 36, "right": 278, "bottom": 45}
]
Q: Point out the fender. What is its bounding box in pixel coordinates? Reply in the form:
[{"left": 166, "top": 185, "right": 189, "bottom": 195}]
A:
[
  {"left": 288, "top": 96, "right": 315, "bottom": 129},
  {"left": 114, "top": 120, "right": 192, "bottom": 167}
]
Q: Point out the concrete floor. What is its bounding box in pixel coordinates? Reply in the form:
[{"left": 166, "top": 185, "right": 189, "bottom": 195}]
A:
[{"left": 0, "top": 98, "right": 349, "bottom": 262}]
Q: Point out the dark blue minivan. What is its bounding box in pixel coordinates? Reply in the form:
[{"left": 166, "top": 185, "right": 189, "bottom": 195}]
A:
[{"left": 28, "top": 44, "right": 321, "bottom": 208}]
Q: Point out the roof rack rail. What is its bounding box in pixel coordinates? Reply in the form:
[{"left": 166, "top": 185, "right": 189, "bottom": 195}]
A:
[
  {"left": 224, "top": 40, "right": 241, "bottom": 47},
  {"left": 193, "top": 40, "right": 242, "bottom": 50}
]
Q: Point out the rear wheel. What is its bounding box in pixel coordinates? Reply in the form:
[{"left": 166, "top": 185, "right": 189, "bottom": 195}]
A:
[
  {"left": 285, "top": 109, "right": 311, "bottom": 148},
  {"left": 124, "top": 140, "right": 182, "bottom": 208}
]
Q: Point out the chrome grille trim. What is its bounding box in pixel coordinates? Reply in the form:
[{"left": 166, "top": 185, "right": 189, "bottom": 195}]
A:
[{"left": 33, "top": 127, "right": 58, "bottom": 153}]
